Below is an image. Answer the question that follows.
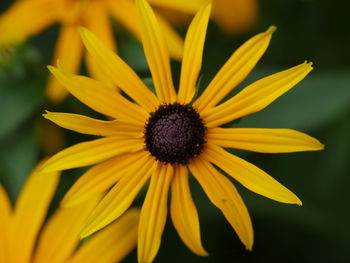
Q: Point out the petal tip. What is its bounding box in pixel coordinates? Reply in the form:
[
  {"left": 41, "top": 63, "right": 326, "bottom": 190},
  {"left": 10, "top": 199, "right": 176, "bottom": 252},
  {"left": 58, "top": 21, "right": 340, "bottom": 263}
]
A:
[{"left": 267, "top": 25, "right": 277, "bottom": 34}]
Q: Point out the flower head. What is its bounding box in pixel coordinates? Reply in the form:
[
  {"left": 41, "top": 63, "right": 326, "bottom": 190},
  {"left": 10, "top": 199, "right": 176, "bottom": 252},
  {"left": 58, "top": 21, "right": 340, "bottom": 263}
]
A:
[
  {"left": 0, "top": 162, "right": 140, "bottom": 263},
  {"left": 41, "top": 0, "right": 324, "bottom": 262}
]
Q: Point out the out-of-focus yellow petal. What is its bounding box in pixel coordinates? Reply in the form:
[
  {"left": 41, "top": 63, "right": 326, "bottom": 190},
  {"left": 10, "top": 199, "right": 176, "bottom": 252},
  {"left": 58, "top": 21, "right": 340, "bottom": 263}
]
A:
[
  {"left": 138, "top": 163, "right": 173, "bottom": 263},
  {"left": 202, "top": 144, "right": 302, "bottom": 205},
  {"left": 0, "top": 185, "right": 12, "bottom": 263},
  {"left": 193, "top": 27, "right": 276, "bottom": 113},
  {"left": 40, "top": 137, "right": 144, "bottom": 173},
  {"left": 81, "top": 154, "right": 156, "bottom": 238},
  {"left": 43, "top": 112, "right": 143, "bottom": 137},
  {"left": 79, "top": 27, "right": 159, "bottom": 112},
  {"left": 202, "top": 62, "right": 313, "bottom": 127},
  {"left": 33, "top": 197, "right": 100, "bottom": 263},
  {"left": 69, "top": 208, "right": 140, "bottom": 263},
  {"left": 189, "top": 157, "right": 253, "bottom": 250},
  {"left": 48, "top": 66, "right": 149, "bottom": 124},
  {"left": 136, "top": 0, "right": 176, "bottom": 104},
  {"left": 47, "top": 24, "right": 83, "bottom": 103},
  {"left": 148, "top": 0, "right": 204, "bottom": 13},
  {"left": 62, "top": 151, "right": 146, "bottom": 207},
  {"left": 0, "top": 0, "right": 59, "bottom": 47},
  {"left": 177, "top": 1, "right": 211, "bottom": 104},
  {"left": 9, "top": 165, "right": 60, "bottom": 263},
  {"left": 211, "top": 0, "right": 258, "bottom": 35},
  {"left": 107, "top": 0, "right": 183, "bottom": 60},
  {"left": 207, "top": 128, "right": 324, "bottom": 153},
  {"left": 170, "top": 166, "right": 208, "bottom": 256}
]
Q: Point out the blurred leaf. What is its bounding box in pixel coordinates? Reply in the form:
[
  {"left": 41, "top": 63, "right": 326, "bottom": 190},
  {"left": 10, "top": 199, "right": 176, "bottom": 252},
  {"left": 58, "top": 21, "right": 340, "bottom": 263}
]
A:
[{"left": 237, "top": 68, "right": 350, "bottom": 131}]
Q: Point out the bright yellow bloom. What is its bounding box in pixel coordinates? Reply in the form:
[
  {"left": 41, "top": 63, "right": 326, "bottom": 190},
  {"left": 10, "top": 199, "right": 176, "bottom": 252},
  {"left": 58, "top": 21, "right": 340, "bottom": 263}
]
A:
[
  {"left": 41, "top": 0, "right": 324, "bottom": 262},
  {"left": 0, "top": 162, "right": 140, "bottom": 263}
]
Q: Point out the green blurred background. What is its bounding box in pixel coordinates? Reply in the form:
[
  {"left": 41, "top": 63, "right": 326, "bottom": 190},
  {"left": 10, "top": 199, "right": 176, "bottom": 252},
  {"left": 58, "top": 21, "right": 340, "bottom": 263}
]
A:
[{"left": 0, "top": 0, "right": 349, "bottom": 262}]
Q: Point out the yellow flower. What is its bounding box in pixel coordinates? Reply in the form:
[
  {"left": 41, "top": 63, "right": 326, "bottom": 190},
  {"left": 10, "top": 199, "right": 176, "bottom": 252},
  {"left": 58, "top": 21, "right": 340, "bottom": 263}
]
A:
[
  {"left": 0, "top": 0, "right": 187, "bottom": 102},
  {"left": 0, "top": 163, "right": 140, "bottom": 263},
  {"left": 41, "top": 0, "right": 324, "bottom": 262}
]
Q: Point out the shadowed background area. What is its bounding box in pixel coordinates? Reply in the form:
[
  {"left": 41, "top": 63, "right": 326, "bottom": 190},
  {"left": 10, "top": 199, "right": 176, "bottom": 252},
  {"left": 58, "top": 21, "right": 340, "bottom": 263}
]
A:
[{"left": 0, "top": 0, "right": 349, "bottom": 262}]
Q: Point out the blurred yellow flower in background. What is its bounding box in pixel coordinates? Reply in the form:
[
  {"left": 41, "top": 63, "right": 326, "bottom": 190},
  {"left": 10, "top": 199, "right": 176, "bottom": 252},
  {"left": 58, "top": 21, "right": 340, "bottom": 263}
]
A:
[
  {"left": 40, "top": 0, "right": 323, "bottom": 262},
  {"left": 0, "top": 162, "right": 140, "bottom": 263}
]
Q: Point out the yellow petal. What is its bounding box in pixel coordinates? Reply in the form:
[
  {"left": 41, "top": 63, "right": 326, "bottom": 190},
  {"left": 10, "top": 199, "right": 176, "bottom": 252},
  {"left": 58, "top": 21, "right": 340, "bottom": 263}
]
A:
[
  {"left": 9, "top": 164, "right": 60, "bottom": 263},
  {"left": 0, "top": 185, "right": 12, "bottom": 263},
  {"left": 138, "top": 163, "right": 173, "bottom": 263},
  {"left": 62, "top": 151, "right": 146, "bottom": 207},
  {"left": 201, "top": 144, "right": 302, "bottom": 205},
  {"left": 202, "top": 62, "right": 313, "bottom": 127},
  {"left": 170, "top": 165, "right": 208, "bottom": 256},
  {"left": 40, "top": 137, "right": 144, "bottom": 173},
  {"left": 0, "top": 0, "right": 59, "bottom": 47},
  {"left": 107, "top": 0, "right": 184, "bottom": 60},
  {"left": 43, "top": 111, "right": 143, "bottom": 137},
  {"left": 193, "top": 26, "right": 276, "bottom": 112},
  {"left": 136, "top": 0, "right": 176, "bottom": 104},
  {"left": 81, "top": 154, "right": 156, "bottom": 238},
  {"left": 177, "top": 1, "right": 211, "bottom": 104},
  {"left": 48, "top": 66, "right": 149, "bottom": 124},
  {"left": 47, "top": 24, "right": 83, "bottom": 103},
  {"left": 147, "top": 0, "right": 204, "bottom": 13},
  {"left": 189, "top": 157, "right": 253, "bottom": 250},
  {"left": 207, "top": 128, "right": 325, "bottom": 153},
  {"left": 33, "top": 197, "right": 101, "bottom": 263},
  {"left": 69, "top": 208, "right": 140, "bottom": 263},
  {"left": 79, "top": 27, "right": 159, "bottom": 112}
]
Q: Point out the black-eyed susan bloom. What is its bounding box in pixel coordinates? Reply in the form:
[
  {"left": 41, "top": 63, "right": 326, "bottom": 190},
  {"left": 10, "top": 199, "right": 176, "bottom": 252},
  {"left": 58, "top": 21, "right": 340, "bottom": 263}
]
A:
[
  {"left": 0, "top": 163, "right": 140, "bottom": 263},
  {"left": 40, "top": 0, "right": 324, "bottom": 262}
]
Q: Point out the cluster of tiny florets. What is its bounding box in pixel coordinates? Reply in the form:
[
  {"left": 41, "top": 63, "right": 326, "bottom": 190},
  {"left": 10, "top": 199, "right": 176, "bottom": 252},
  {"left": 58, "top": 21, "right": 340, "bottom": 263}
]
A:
[{"left": 144, "top": 103, "right": 206, "bottom": 165}]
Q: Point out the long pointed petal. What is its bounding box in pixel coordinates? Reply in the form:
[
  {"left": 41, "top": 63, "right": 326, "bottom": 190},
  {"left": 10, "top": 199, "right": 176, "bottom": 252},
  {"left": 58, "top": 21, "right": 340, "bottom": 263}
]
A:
[
  {"left": 202, "top": 62, "right": 313, "bottom": 127},
  {"left": 43, "top": 112, "right": 143, "bottom": 137},
  {"left": 79, "top": 27, "right": 159, "bottom": 112},
  {"left": 202, "top": 144, "right": 302, "bottom": 204},
  {"left": 138, "top": 163, "right": 173, "bottom": 263},
  {"left": 70, "top": 208, "right": 140, "bottom": 263},
  {"left": 81, "top": 154, "right": 156, "bottom": 238},
  {"left": 9, "top": 164, "right": 60, "bottom": 263},
  {"left": 193, "top": 27, "right": 276, "bottom": 112},
  {"left": 62, "top": 151, "right": 146, "bottom": 207},
  {"left": 136, "top": 0, "right": 176, "bottom": 104},
  {"left": 0, "top": 185, "right": 12, "bottom": 263},
  {"left": 189, "top": 158, "right": 253, "bottom": 249},
  {"left": 177, "top": 1, "right": 211, "bottom": 104},
  {"left": 207, "top": 128, "right": 324, "bottom": 153},
  {"left": 47, "top": 24, "right": 83, "bottom": 103},
  {"left": 33, "top": 197, "right": 100, "bottom": 263},
  {"left": 40, "top": 137, "right": 144, "bottom": 173},
  {"left": 170, "top": 166, "right": 208, "bottom": 256},
  {"left": 48, "top": 66, "right": 148, "bottom": 124}
]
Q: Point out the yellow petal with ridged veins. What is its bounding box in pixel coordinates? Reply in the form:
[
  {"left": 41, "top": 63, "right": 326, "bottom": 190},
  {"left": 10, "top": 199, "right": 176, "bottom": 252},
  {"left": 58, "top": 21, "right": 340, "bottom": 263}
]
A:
[
  {"left": 136, "top": 0, "right": 176, "bottom": 104},
  {"left": 0, "top": 185, "right": 11, "bottom": 263},
  {"left": 33, "top": 197, "right": 101, "bottom": 263},
  {"left": 207, "top": 128, "right": 324, "bottom": 153},
  {"left": 43, "top": 112, "right": 143, "bottom": 137},
  {"left": 81, "top": 154, "right": 156, "bottom": 238},
  {"left": 177, "top": 1, "right": 211, "bottom": 104},
  {"left": 170, "top": 165, "right": 208, "bottom": 256},
  {"left": 62, "top": 151, "right": 146, "bottom": 207},
  {"left": 47, "top": 24, "right": 83, "bottom": 103},
  {"left": 202, "top": 144, "right": 302, "bottom": 205},
  {"left": 40, "top": 137, "right": 144, "bottom": 173},
  {"left": 189, "top": 158, "right": 253, "bottom": 250},
  {"left": 79, "top": 27, "right": 159, "bottom": 112},
  {"left": 193, "top": 26, "right": 276, "bottom": 112},
  {"left": 70, "top": 208, "right": 140, "bottom": 263},
  {"left": 48, "top": 66, "right": 148, "bottom": 124},
  {"left": 202, "top": 62, "right": 313, "bottom": 127},
  {"left": 10, "top": 164, "right": 60, "bottom": 263},
  {"left": 138, "top": 163, "right": 173, "bottom": 263}
]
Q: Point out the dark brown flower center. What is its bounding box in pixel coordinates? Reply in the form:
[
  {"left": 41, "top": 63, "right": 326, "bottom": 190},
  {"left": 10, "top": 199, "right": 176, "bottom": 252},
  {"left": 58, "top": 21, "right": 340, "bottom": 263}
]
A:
[{"left": 144, "top": 103, "right": 206, "bottom": 165}]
